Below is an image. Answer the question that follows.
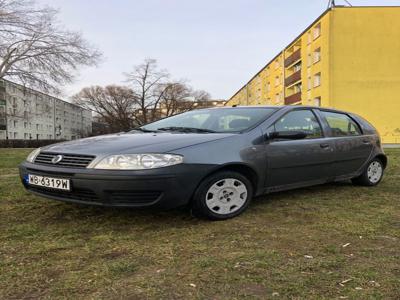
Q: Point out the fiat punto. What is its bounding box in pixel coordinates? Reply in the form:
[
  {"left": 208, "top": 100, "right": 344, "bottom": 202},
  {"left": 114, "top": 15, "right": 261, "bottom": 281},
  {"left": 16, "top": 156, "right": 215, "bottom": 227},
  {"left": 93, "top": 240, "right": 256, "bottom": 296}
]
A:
[{"left": 20, "top": 106, "right": 387, "bottom": 220}]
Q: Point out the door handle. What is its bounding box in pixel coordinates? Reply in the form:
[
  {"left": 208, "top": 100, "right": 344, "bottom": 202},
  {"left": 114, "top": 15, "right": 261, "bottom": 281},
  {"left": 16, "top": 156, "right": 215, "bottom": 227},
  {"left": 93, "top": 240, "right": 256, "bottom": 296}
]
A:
[
  {"left": 362, "top": 139, "right": 371, "bottom": 145},
  {"left": 320, "top": 143, "right": 330, "bottom": 149}
]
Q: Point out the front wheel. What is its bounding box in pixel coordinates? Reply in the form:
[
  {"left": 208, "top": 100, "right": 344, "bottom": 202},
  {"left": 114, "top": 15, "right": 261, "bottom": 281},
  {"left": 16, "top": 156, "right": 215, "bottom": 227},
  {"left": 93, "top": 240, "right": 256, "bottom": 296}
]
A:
[
  {"left": 352, "top": 158, "right": 384, "bottom": 186},
  {"left": 191, "top": 171, "right": 253, "bottom": 220}
]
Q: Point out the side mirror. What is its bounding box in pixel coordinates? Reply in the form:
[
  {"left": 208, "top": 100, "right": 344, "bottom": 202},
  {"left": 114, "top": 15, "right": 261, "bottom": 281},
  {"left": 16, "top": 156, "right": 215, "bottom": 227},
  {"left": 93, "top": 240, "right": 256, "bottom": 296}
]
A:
[{"left": 270, "top": 130, "right": 308, "bottom": 140}]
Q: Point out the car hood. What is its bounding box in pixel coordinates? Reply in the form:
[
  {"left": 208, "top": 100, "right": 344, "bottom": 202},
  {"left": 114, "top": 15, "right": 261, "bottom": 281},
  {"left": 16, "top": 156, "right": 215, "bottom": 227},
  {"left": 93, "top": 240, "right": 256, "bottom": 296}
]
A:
[{"left": 41, "top": 132, "right": 235, "bottom": 156}]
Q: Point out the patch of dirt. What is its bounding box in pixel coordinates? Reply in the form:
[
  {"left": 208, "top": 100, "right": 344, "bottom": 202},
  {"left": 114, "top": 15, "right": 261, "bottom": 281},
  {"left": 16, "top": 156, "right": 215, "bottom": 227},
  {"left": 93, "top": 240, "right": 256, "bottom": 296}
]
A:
[
  {"left": 101, "top": 250, "right": 129, "bottom": 260},
  {"left": 240, "top": 283, "right": 269, "bottom": 298}
]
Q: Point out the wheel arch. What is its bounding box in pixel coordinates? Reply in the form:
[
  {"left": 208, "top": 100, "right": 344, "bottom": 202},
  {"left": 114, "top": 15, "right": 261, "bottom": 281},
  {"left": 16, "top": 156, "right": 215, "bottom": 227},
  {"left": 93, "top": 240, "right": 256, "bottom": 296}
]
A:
[
  {"left": 374, "top": 154, "right": 388, "bottom": 169},
  {"left": 197, "top": 163, "right": 260, "bottom": 195}
]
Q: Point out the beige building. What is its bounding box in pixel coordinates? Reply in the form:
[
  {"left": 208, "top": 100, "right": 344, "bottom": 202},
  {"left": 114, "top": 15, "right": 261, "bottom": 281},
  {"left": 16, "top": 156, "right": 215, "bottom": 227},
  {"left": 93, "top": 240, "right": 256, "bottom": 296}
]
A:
[{"left": 0, "top": 80, "right": 92, "bottom": 140}]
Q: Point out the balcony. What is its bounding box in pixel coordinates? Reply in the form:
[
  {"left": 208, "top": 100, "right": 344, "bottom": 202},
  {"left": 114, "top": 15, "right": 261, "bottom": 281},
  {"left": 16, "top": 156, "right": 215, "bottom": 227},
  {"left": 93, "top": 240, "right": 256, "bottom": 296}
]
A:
[
  {"left": 284, "top": 49, "right": 301, "bottom": 67},
  {"left": 285, "top": 92, "right": 302, "bottom": 105},
  {"left": 285, "top": 70, "right": 301, "bottom": 87}
]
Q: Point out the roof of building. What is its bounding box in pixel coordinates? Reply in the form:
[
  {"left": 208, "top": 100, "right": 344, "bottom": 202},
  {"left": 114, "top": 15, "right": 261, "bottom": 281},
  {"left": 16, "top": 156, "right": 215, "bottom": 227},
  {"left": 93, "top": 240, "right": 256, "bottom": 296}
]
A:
[{"left": 0, "top": 79, "right": 91, "bottom": 113}]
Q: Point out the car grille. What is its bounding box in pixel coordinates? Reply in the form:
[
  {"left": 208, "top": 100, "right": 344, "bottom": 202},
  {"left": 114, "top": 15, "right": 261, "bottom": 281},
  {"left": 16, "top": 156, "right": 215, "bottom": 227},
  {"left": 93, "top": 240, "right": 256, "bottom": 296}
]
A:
[
  {"left": 34, "top": 152, "right": 95, "bottom": 168},
  {"left": 107, "top": 191, "right": 162, "bottom": 204},
  {"left": 28, "top": 186, "right": 99, "bottom": 202}
]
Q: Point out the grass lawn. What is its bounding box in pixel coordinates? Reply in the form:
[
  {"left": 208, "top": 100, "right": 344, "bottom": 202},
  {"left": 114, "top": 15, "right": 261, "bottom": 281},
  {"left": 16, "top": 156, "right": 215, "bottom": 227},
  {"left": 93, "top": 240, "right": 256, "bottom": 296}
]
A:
[{"left": 0, "top": 148, "right": 399, "bottom": 299}]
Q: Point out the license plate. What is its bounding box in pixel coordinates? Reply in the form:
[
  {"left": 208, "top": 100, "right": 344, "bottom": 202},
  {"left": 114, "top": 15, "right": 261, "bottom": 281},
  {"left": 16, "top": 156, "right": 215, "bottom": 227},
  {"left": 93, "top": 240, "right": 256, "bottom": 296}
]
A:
[{"left": 28, "top": 174, "right": 70, "bottom": 191}]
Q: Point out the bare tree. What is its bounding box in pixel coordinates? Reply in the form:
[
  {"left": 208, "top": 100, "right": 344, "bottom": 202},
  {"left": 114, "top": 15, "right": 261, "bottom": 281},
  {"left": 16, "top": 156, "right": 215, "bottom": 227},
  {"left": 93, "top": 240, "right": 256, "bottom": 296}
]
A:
[
  {"left": 72, "top": 85, "right": 138, "bottom": 132},
  {"left": 158, "top": 82, "right": 192, "bottom": 117},
  {"left": 124, "top": 59, "right": 211, "bottom": 124},
  {"left": 160, "top": 83, "right": 211, "bottom": 117},
  {"left": 0, "top": 0, "right": 101, "bottom": 93},
  {"left": 124, "top": 59, "right": 169, "bottom": 125}
]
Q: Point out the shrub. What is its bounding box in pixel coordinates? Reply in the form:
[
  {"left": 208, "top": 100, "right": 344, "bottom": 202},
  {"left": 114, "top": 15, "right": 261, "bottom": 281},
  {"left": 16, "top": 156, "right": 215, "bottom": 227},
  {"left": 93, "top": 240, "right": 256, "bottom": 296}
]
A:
[{"left": 0, "top": 139, "right": 66, "bottom": 148}]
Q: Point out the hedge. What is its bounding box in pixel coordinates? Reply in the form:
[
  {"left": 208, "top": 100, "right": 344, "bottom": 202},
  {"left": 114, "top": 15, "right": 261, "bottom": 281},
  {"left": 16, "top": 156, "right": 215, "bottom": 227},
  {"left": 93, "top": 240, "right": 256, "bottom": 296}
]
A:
[{"left": 0, "top": 139, "right": 66, "bottom": 148}]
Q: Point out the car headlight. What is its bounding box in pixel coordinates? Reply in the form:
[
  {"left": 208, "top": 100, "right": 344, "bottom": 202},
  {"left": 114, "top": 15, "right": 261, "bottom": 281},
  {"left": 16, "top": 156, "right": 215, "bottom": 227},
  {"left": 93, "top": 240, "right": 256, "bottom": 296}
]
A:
[
  {"left": 26, "top": 148, "right": 41, "bottom": 163},
  {"left": 91, "top": 154, "right": 183, "bottom": 170}
]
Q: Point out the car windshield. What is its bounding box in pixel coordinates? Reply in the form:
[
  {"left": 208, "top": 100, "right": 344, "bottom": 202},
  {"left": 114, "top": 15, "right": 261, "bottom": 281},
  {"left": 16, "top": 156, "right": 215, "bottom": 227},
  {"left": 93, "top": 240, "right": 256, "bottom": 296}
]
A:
[{"left": 138, "top": 108, "right": 277, "bottom": 133}]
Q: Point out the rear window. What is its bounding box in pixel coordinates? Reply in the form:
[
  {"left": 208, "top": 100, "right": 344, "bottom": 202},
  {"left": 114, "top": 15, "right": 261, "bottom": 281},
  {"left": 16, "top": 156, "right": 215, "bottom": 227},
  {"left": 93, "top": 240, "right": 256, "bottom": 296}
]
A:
[{"left": 321, "top": 111, "right": 362, "bottom": 136}]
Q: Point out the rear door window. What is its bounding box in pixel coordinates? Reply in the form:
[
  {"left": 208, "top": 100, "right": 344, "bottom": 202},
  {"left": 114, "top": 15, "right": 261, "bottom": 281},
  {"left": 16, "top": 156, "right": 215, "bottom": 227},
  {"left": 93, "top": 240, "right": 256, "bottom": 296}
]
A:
[{"left": 321, "top": 111, "right": 362, "bottom": 136}]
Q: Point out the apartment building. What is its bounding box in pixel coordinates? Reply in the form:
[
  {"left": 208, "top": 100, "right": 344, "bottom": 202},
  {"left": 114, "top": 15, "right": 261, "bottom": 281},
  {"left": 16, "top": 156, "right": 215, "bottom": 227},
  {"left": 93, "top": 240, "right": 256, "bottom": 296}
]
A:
[
  {"left": 227, "top": 6, "right": 400, "bottom": 144},
  {"left": 0, "top": 80, "right": 92, "bottom": 140}
]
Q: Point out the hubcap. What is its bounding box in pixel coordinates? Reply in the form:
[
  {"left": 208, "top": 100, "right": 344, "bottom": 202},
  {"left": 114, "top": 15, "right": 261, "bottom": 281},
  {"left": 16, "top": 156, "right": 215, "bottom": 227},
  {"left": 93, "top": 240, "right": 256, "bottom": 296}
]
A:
[
  {"left": 367, "top": 161, "right": 383, "bottom": 184},
  {"left": 205, "top": 178, "right": 248, "bottom": 215}
]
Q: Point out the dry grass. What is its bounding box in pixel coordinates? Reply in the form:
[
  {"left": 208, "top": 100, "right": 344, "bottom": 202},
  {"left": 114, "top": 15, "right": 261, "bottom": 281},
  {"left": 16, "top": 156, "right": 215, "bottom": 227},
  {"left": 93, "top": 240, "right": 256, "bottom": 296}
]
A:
[{"left": 0, "top": 148, "right": 399, "bottom": 299}]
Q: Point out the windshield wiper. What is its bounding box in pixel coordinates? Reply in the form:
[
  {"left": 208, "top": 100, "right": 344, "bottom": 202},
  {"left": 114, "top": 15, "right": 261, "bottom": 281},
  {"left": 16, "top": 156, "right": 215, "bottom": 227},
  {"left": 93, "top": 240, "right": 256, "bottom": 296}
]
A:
[
  {"left": 130, "top": 127, "right": 159, "bottom": 133},
  {"left": 157, "top": 126, "right": 217, "bottom": 133}
]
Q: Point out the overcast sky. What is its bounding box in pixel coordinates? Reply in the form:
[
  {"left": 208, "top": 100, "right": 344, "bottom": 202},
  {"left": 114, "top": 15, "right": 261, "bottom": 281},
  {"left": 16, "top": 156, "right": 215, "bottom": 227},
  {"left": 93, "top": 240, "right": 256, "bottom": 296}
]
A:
[{"left": 40, "top": 0, "right": 400, "bottom": 100}]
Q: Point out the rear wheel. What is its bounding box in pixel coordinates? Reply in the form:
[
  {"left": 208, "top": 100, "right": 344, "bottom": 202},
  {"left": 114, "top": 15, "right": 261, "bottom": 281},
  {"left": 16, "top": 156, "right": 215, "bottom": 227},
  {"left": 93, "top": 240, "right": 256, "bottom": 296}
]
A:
[
  {"left": 191, "top": 171, "right": 253, "bottom": 220},
  {"left": 352, "top": 158, "right": 384, "bottom": 186}
]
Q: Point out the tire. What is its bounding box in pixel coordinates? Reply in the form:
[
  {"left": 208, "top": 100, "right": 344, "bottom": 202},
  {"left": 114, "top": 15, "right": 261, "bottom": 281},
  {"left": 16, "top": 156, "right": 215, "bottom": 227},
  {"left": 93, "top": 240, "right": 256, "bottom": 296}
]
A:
[
  {"left": 191, "top": 171, "right": 253, "bottom": 220},
  {"left": 352, "top": 158, "right": 384, "bottom": 186}
]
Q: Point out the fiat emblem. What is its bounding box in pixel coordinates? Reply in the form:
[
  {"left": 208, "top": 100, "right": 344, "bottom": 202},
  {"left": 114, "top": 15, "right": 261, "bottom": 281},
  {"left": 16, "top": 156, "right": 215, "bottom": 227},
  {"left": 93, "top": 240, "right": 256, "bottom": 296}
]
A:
[{"left": 51, "top": 155, "right": 63, "bottom": 164}]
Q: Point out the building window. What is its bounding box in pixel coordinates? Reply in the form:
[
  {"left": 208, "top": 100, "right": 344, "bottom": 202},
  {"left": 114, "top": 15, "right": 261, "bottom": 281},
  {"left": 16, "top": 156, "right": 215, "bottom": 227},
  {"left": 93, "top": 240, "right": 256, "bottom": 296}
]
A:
[
  {"left": 24, "top": 133, "right": 29, "bottom": 139},
  {"left": 266, "top": 67, "right": 270, "bottom": 76},
  {"left": 307, "top": 54, "right": 312, "bottom": 67},
  {"left": 313, "top": 48, "right": 321, "bottom": 63},
  {"left": 314, "top": 97, "right": 321, "bottom": 107},
  {"left": 294, "top": 83, "right": 302, "bottom": 94},
  {"left": 314, "top": 73, "right": 321, "bottom": 87},
  {"left": 293, "top": 62, "right": 302, "bottom": 72},
  {"left": 275, "top": 76, "right": 280, "bottom": 86},
  {"left": 307, "top": 31, "right": 312, "bottom": 44},
  {"left": 314, "top": 23, "right": 321, "bottom": 40},
  {"left": 266, "top": 82, "right": 271, "bottom": 92}
]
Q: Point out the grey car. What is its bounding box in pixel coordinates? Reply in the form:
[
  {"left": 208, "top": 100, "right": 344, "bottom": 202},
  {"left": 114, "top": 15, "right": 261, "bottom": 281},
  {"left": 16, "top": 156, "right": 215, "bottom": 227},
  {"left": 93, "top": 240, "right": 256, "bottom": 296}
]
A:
[{"left": 19, "top": 106, "right": 387, "bottom": 220}]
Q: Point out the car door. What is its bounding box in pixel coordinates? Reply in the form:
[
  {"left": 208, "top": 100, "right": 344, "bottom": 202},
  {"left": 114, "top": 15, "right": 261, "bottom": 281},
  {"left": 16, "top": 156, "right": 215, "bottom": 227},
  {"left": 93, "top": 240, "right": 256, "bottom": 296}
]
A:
[
  {"left": 319, "top": 110, "right": 373, "bottom": 178},
  {"left": 263, "top": 108, "right": 336, "bottom": 191}
]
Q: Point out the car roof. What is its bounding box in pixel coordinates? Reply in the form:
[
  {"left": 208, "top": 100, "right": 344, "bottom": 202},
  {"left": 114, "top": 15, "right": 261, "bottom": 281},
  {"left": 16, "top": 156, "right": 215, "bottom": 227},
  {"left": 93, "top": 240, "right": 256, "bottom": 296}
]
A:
[{"left": 209, "top": 105, "right": 354, "bottom": 115}]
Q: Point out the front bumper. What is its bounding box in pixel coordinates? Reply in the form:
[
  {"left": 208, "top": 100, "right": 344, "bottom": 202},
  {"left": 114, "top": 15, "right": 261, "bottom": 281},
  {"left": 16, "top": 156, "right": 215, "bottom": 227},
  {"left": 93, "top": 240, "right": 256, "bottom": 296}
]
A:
[{"left": 19, "top": 162, "right": 215, "bottom": 209}]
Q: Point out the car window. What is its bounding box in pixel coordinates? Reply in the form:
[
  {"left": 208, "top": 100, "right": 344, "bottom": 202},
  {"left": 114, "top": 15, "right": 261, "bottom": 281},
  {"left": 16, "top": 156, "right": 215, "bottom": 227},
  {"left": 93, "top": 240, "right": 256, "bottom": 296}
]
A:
[
  {"left": 140, "top": 108, "right": 277, "bottom": 133},
  {"left": 274, "top": 110, "right": 323, "bottom": 139},
  {"left": 321, "top": 111, "right": 362, "bottom": 137}
]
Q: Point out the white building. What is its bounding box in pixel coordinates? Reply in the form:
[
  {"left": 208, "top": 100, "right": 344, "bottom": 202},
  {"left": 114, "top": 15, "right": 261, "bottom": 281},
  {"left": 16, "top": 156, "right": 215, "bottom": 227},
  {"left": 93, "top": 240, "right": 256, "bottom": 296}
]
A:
[{"left": 0, "top": 80, "right": 92, "bottom": 140}]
